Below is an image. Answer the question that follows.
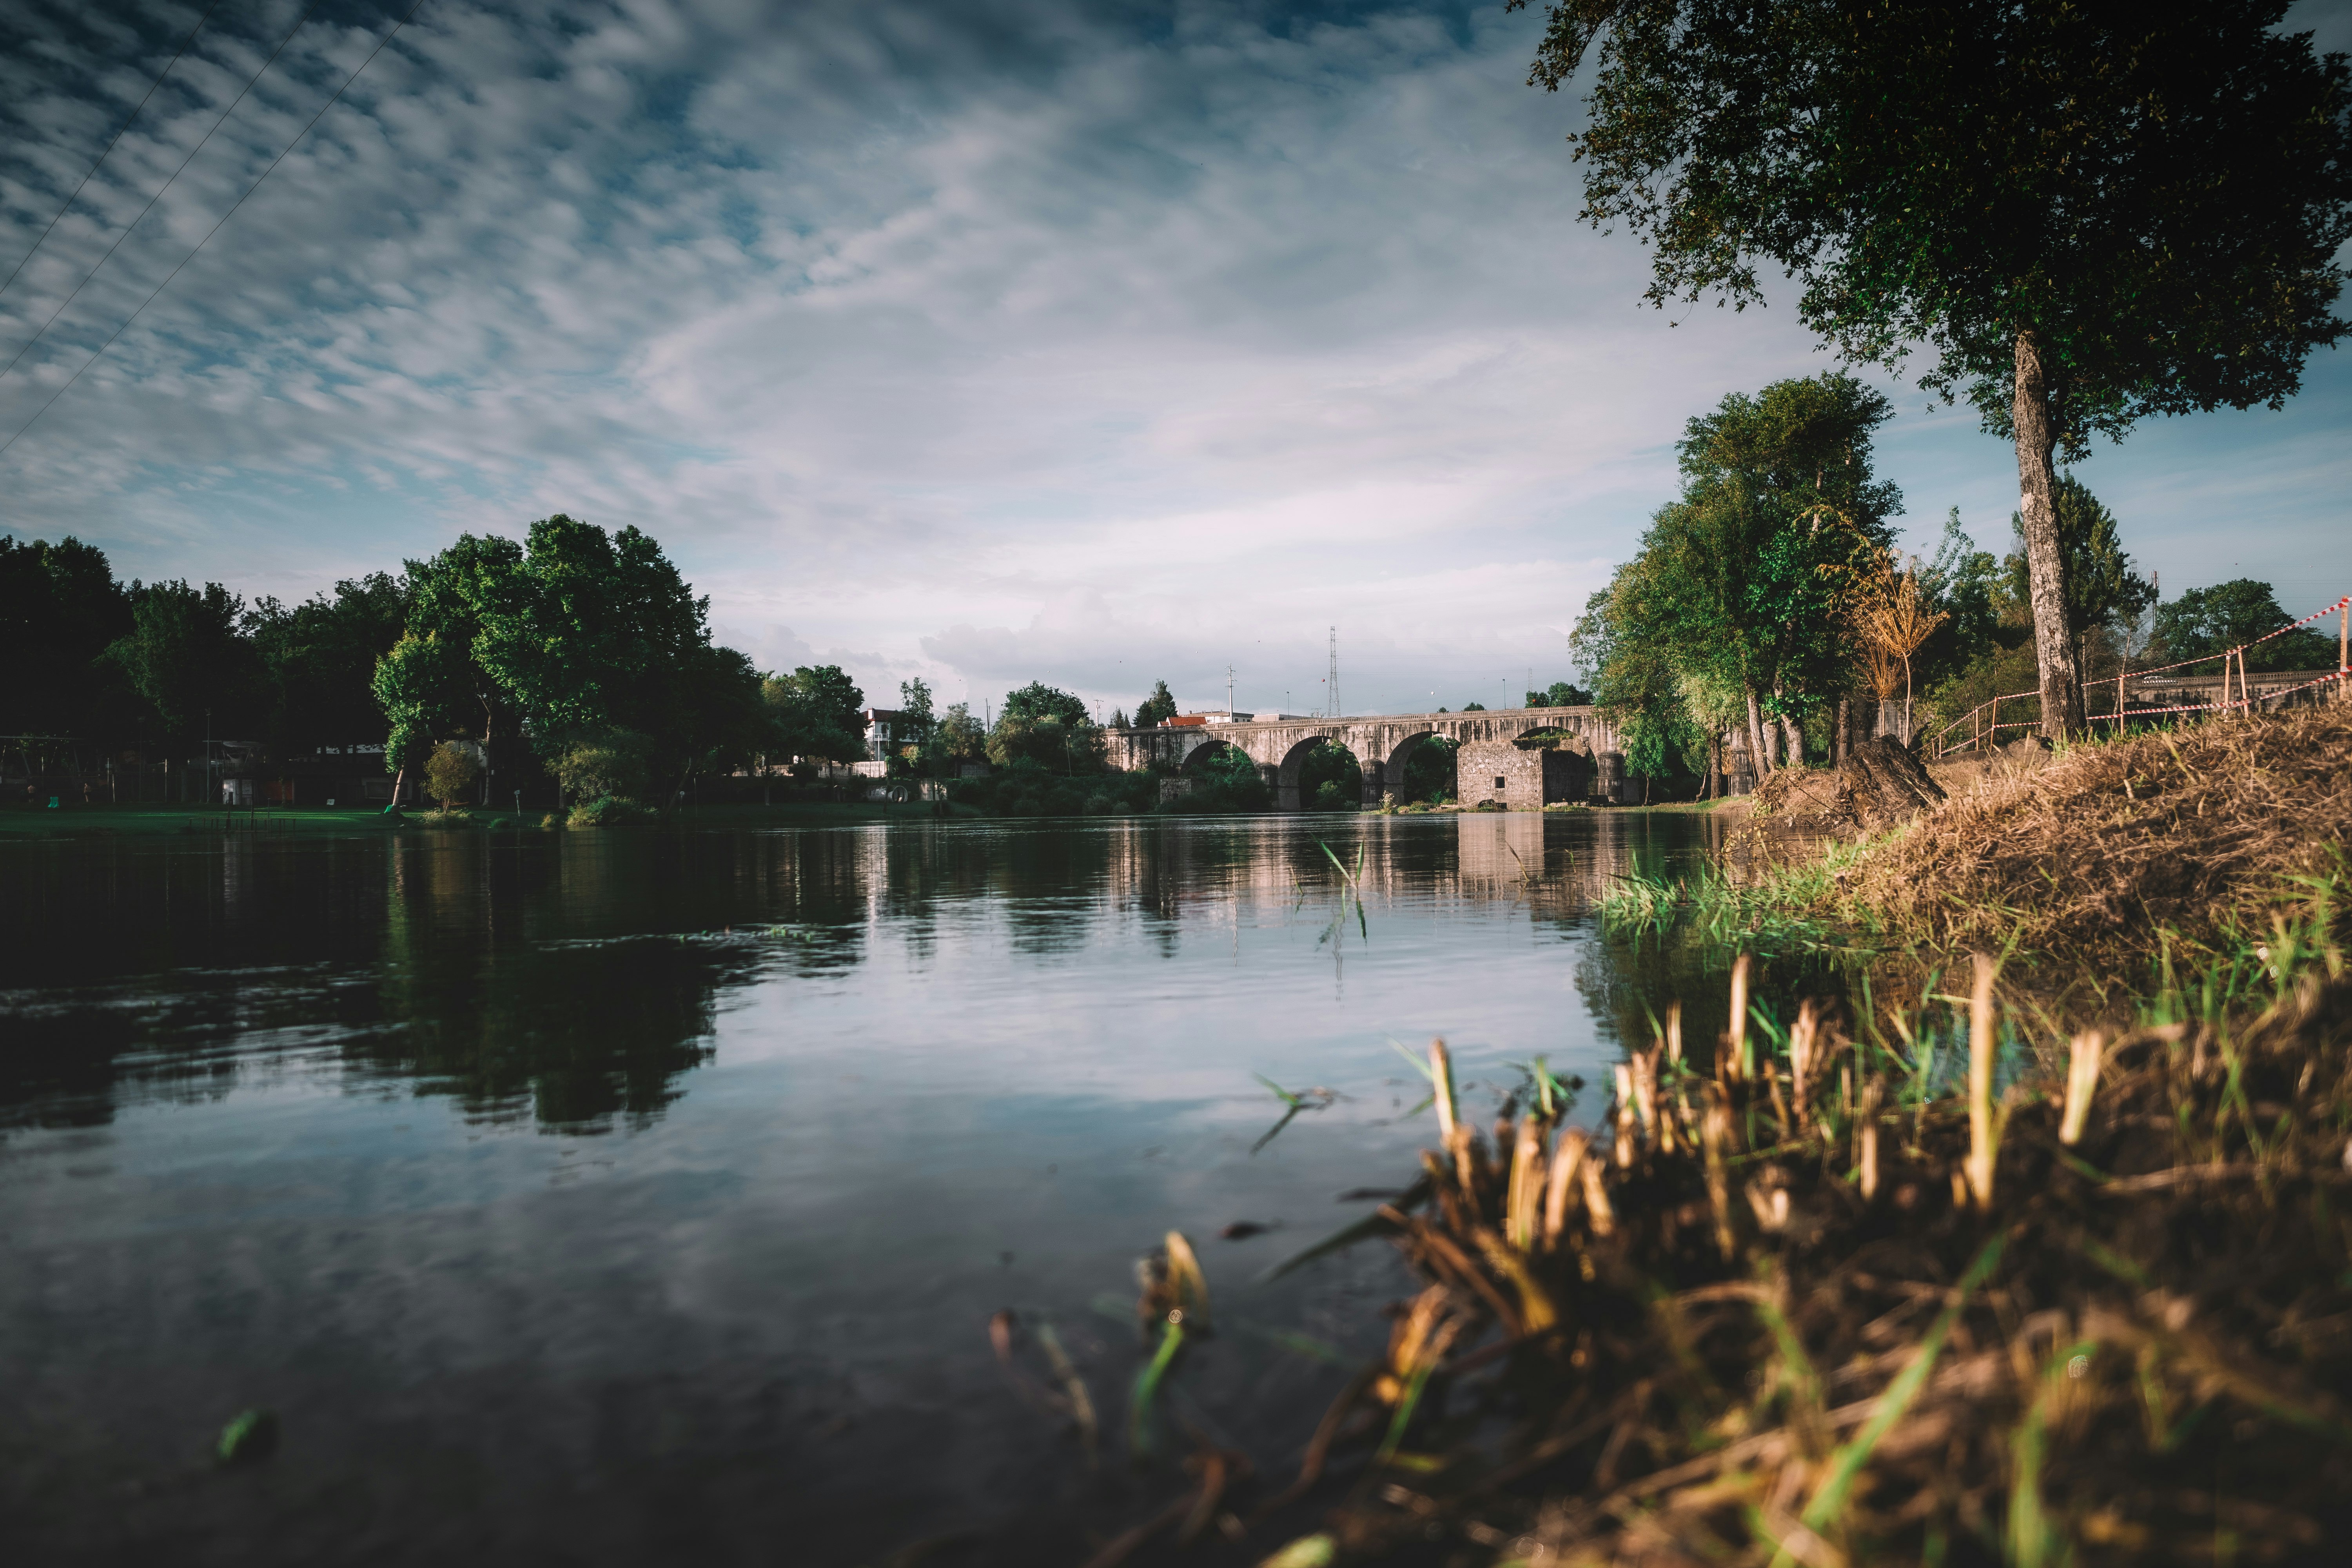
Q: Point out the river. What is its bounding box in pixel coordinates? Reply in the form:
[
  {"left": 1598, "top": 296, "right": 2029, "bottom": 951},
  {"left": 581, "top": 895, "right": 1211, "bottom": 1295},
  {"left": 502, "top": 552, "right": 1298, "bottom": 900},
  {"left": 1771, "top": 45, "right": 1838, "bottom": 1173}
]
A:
[{"left": 1, "top": 809, "right": 1733, "bottom": 1565}]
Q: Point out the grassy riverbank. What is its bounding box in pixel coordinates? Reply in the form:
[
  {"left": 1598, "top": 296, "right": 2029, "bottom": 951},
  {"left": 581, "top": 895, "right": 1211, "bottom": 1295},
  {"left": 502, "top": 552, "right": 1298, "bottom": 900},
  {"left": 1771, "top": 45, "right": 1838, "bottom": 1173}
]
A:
[{"left": 1085, "top": 705, "right": 2352, "bottom": 1568}]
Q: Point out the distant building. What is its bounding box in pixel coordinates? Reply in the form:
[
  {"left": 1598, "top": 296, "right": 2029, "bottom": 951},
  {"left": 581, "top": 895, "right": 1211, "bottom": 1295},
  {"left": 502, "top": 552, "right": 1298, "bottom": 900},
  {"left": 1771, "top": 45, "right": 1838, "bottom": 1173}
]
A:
[{"left": 861, "top": 708, "right": 923, "bottom": 757}]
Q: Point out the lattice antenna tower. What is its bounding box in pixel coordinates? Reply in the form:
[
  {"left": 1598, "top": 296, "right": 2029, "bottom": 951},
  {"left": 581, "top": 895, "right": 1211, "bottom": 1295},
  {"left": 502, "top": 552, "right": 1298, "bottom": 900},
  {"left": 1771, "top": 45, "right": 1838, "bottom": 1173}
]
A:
[{"left": 1326, "top": 627, "right": 1339, "bottom": 720}]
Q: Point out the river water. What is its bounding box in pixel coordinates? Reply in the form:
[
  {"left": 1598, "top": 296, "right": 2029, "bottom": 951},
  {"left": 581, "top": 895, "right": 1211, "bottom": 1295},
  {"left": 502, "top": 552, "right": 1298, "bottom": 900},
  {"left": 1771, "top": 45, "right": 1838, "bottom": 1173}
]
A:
[{"left": 1, "top": 810, "right": 1733, "bottom": 1565}]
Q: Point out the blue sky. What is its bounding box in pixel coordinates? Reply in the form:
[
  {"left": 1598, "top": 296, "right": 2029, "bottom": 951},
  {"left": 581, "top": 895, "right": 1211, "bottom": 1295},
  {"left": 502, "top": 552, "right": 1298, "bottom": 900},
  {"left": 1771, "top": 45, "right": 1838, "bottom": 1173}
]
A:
[{"left": 4, "top": 0, "right": 2348, "bottom": 719}]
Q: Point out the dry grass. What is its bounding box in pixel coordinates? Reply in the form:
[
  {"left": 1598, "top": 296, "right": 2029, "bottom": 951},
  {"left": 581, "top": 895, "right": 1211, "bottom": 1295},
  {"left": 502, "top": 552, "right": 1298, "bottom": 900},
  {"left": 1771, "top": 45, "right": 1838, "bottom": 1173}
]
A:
[
  {"left": 1234, "top": 940, "right": 2352, "bottom": 1568},
  {"left": 1806, "top": 703, "right": 2352, "bottom": 960}
]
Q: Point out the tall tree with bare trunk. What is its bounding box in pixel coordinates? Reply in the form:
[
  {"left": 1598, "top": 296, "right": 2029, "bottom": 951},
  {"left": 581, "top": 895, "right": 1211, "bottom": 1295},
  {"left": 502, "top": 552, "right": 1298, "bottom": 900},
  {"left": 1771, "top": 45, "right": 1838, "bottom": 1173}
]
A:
[{"left": 1513, "top": 0, "right": 2352, "bottom": 737}]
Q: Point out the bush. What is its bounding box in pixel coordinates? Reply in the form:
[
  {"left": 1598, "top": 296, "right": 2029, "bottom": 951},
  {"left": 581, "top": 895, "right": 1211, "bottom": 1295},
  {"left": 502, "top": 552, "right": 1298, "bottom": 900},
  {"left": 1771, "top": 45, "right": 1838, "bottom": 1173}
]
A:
[
  {"left": 423, "top": 742, "right": 479, "bottom": 810},
  {"left": 567, "top": 795, "right": 654, "bottom": 828},
  {"left": 552, "top": 731, "right": 653, "bottom": 803}
]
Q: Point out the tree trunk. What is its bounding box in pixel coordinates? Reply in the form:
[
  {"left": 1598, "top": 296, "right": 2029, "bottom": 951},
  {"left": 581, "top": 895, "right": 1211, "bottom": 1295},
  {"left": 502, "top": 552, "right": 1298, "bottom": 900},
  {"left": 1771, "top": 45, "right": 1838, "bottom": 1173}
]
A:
[
  {"left": 2013, "top": 330, "right": 2085, "bottom": 739},
  {"left": 1785, "top": 715, "right": 1806, "bottom": 769},
  {"left": 1745, "top": 688, "right": 1773, "bottom": 780},
  {"left": 1835, "top": 697, "right": 1850, "bottom": 766},
  {"left": 1902, "top": 656, "right": 1915, "bottom": 746}
]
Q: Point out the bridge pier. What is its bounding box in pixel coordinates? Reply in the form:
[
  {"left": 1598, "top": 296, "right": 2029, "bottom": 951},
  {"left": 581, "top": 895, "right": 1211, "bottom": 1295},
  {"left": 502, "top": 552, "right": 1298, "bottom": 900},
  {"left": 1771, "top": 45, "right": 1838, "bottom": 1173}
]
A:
[{"left": 1106, "top": 706, "right": 1626, "bottom": 811}]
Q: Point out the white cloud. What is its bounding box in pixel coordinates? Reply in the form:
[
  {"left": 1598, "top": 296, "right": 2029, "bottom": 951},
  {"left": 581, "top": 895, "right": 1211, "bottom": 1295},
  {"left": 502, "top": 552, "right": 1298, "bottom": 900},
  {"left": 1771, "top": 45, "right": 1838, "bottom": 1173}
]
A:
[{"left": 2, "top": 0, "right": 2345, "bottom": 716}]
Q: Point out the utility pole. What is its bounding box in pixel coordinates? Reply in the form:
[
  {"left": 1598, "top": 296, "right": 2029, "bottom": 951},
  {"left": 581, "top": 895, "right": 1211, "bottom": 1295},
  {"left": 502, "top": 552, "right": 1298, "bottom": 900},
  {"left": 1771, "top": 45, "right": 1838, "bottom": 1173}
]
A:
[
  {"left": 1327, "top": 628, "right": 1339, "bottom": 720},
  {"left": 1227, "top": 664, "right": 1236, "bottom": 717}
]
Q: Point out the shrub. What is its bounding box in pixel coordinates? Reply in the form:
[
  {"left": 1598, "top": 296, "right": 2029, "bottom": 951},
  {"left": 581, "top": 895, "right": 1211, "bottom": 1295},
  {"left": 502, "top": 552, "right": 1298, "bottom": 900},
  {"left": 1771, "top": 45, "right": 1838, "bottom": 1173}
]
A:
[
  {"left": 423, "top": 742, "right": 479, "bottom": 810},
  {"left": 552, "top": 731, "right": 653, "bottom": 803},
  {"left": 566, "top": 795, "right": 654, "bottom": 828}
]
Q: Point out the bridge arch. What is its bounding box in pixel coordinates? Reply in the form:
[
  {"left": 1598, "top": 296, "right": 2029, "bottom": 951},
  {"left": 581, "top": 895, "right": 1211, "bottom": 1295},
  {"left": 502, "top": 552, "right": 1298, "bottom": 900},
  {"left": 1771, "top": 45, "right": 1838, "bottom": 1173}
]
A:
[
  {"left": 1379, "top": 730, "right": 1459, "bottom": 806},
  {"left": 1180, "top": 736, "right": 1248, "bottom": 775},
  {"left": 1277, "top": 734, "right": 1367, "bottom": 812}
]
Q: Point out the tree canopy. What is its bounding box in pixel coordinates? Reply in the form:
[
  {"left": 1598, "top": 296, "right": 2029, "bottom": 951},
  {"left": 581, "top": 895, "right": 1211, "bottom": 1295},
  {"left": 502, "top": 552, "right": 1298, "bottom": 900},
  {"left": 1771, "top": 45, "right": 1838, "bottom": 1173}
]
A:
[
  {"left": 1575, "top": 373, "right": 1898, "bottom": 779},
  {"left": 1133, "top": 680, "right": 1178, "bottom": 728},
  {"left": 2154, "top": 580, "right": 2336, "bottom": 672},
  {"left": 1515, "top": 0, "right": 2352, "bottom": 733}
]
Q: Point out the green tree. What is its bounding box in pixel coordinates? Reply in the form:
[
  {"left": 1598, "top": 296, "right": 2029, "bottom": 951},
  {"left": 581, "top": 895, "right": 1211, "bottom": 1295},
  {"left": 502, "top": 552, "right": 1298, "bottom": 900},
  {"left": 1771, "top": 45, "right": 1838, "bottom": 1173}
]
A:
[
  {"left": 424, "top": 741, "right": 479, "bottom": 810},
  {"left": 2154, "top": 581, "right": 2336, "bottom": 673},
  {"left": 388, "top": 533, "right": 524, "bottom": 793},
  {"left": 763, "top": 665, "right": 865, "bottom": 762},
  {"left": 1294, "top": 739, "right": 1363, "bottom": 811},
  {"left": 105, "top": 579, "right": 262, "bottom": 751},
  {"left": 1525, "top": 680, "right": 1592, "bottom": 708},
  {"left": 1001, "top": 682, "right": 1089, "bottom": 727},
  {"left": 0, "top": 535, "right": 134, "bottom": 739},
  {"left": 371, "top": 631, "right": 468, "bottom": 799},
  {"left": 247, "top": 573, "right": 410, "bottom": 757},
  {"left": 474, "top": 516, "right": 709, "bottom": 747},
  {"left": 1516, "top": 0, "right": 2352, "bottom": 736},
  {"left": 1912, "top": 511, "right": 2013, "bottom": 691},
  {"left": 2001, "top": 476, "right": 2155, "bottom": 689},
  {"left": 1399, "top": 736, "right": 1459, "bottom": 804},
  {"left": 1577, "top": 375, "right": 1896, "bottom": 777},
  {"left": 551, "top": 731, "right": 653, "bottom": 803},
  {"left": 1134, "top": 680, "right": 1178, "bottom": 728},
  {"left": 898, "top": 678, "right": 935, "bottom": 742},
  {"left": 937, "top": 701, "right": 985, "bottom": 764}
]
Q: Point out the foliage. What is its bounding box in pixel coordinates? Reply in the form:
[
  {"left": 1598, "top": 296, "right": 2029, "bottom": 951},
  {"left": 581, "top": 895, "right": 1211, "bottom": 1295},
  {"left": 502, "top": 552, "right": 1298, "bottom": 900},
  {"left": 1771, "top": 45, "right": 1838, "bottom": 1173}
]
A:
[
  {"left": 1294, "top": 739, "right": 1363, "bottom": 811},
  {"left": 2002, "top": 477, "right": 2156, "bottom": 662},
  {"left": 1573, "top": 374, "right": 1896, "bottom": 776},
  {"left": 565, "top": 794, "right": 656, "bottom": 828},
  {"left": 550, "top": 731, "right": 654, "bottom": 804},
  {"left": 423, "top": 742, "right": 479, "bottom": 810},
  {"left": 1179, "top": 743, "right": 1272, "bottom": 812},
  {"left": 1398, "top": 736, "right": 1459, "bottom": 804},
  {"left": 0, "top": 535, "right": 134, "bottom": 737},
  {"left": 1518, "top": 0, "right": 2352, "bottom": 447},
  {"left": 1000, "top": 681, "right": 1089, "bottom": 726},
  {"left": 1911, "top": 510, "right": 2014, "bottom": 691},
  {"left": 1840, "top": 550, "right": 1949, "bottom": 742},
  {"left": 247, "top": 574, "right": 410, "bottom": 755},
  {"left": 897, "top": 678, "right": 935, "bottom": 741},
  {"left": 1134, "top": 679, "right": 1178, "bottom": 729},
  {"left": 762, "top": 664, "right": 865, "bottom": 762},
  {"left": 105, "top": 579, "right": 262, "bottom": 747},
  {"left": 936, "top": 701, "right": 986, "bottom": 762},
  {"left": 2154, "top": 579, "right": 2337, "bottom": 672},
  {"left": 1523, "top": 680, "right": 1591, "bottom": 708},
  {"left": 988, "top": 682, "right": 1103, "bottom": 771},
  {"left": 1513, "top": 0, "right": 2352, "bottom": 735}
]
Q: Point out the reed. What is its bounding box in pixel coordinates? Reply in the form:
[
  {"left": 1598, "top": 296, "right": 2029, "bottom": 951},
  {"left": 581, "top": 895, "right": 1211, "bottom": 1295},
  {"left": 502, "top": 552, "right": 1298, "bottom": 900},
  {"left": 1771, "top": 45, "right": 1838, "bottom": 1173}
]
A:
[{"left": 1223, "top": 919, "right": 2352, "bottom": 1567}]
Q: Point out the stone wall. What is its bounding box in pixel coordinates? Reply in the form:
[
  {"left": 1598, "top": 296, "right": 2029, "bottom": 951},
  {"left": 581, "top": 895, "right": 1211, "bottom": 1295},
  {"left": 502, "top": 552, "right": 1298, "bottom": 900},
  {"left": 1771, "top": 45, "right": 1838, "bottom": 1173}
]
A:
[{"left": 1456, "top": 739, "right": 1593, "bottom": 808}]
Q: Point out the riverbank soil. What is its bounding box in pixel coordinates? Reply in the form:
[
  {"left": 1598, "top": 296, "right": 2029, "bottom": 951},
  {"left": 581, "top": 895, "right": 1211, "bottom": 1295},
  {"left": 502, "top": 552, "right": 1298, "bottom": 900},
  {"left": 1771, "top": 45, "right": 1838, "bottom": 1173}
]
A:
[{"left": 1829, "top": 702, "right": 2352, "bottom": 959}]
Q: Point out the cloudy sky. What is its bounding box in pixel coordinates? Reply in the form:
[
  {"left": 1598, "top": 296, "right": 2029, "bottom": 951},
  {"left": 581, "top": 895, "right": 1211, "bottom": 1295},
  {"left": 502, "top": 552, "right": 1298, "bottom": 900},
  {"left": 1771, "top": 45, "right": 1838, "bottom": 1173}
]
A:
[{"left": 4, "top": 0, "right": 2348, "bottom": 719}]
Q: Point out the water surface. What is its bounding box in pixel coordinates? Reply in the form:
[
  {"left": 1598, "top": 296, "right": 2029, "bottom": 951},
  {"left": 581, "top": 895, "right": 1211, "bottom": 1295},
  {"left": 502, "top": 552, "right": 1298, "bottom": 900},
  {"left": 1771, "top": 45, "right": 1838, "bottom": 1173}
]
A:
[{"left": 1, "top": 811, "right": 1729, "bottom": 1564}]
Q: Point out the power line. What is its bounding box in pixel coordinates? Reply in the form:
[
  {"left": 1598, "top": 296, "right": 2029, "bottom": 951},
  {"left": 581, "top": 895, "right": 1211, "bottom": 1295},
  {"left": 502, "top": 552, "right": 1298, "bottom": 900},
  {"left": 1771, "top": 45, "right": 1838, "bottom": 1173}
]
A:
[
  {"left": 0, "top": 0, "right": 326, "bottom": 386},
  {"left": 0, "top": 0, "right": 429, "bottom": 462},
  {"left": 0, "top": 0, "right": 231, "bottom": 305}
]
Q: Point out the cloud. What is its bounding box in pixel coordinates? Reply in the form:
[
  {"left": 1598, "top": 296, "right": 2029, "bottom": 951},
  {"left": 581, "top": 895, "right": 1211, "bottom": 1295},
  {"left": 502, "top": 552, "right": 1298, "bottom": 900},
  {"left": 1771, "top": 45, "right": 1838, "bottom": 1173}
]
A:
[{"left": 2, "top": 0, "right": 2345, "bottom": 716}]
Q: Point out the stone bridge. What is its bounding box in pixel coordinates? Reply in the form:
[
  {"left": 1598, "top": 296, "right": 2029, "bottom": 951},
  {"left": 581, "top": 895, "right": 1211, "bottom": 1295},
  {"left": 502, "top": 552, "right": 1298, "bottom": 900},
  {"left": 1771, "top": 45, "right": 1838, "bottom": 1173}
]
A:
[{"left": 1107, "top": 706, "right": 1620, "bottom": 810}]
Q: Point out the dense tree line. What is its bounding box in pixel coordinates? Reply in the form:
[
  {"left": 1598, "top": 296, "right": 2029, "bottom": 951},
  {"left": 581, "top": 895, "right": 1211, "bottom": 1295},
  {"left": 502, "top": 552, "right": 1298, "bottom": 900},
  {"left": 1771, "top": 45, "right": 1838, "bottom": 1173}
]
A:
[
  {"left": 0, "top": 518, "right": 872, "bottom": 806},
  {"left": 1573, "top": 372, "right": 2335, "bottom": 789}
]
